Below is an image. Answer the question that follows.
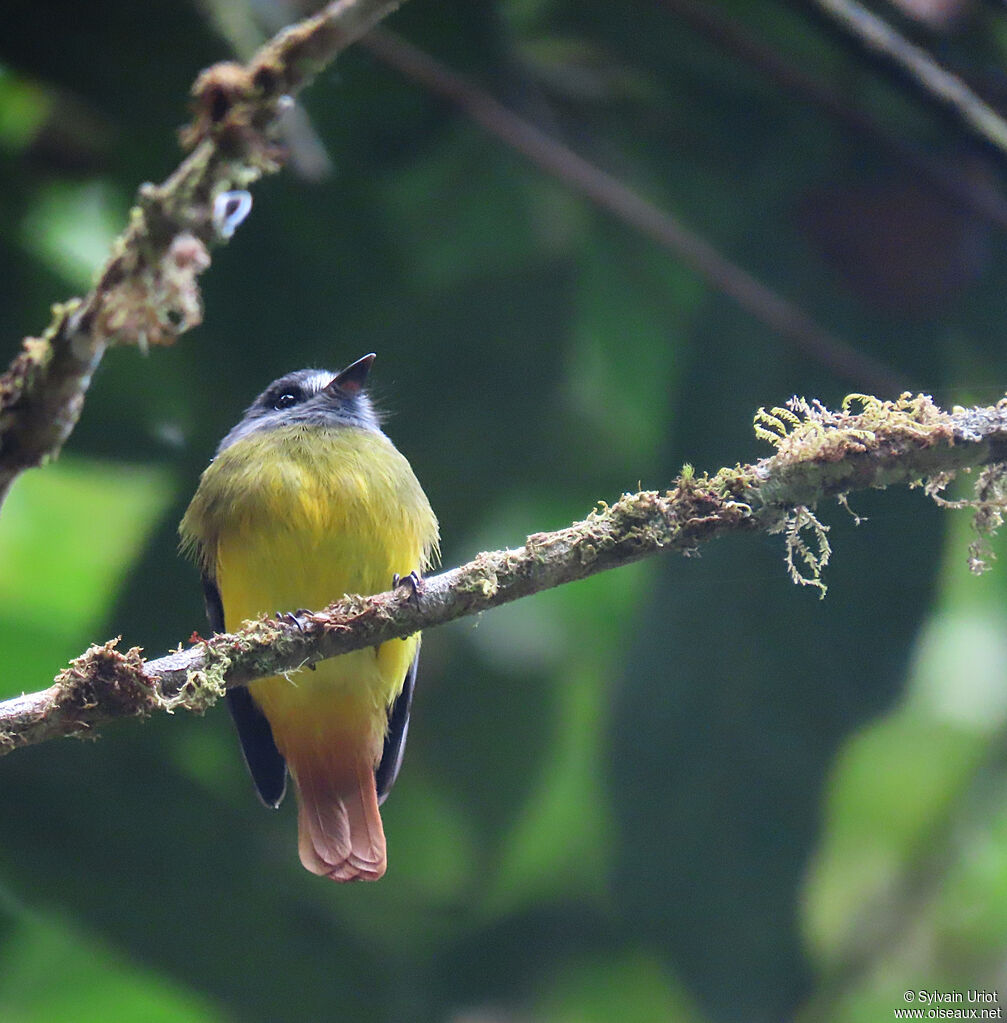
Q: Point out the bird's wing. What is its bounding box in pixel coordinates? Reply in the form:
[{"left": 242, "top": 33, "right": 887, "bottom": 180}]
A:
[
  {"left": 375, "top": 647, "right": 418, "bottom": 805},
  {"left": 203, "top": 574, "right": 288, "bottom": 808}
]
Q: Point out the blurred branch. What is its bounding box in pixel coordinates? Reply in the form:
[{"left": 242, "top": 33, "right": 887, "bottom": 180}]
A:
[
  {"left": 0, "top": 0, "right": 405, "bottom": 506},
  {"left": 360, "top": 28, "right": 908, "bottom": 396},
  {"left": 660, "top": 0, "right": 1007, "bottom": 232},
  {"left": 196, "top": 0, "right": 335, "bottom": 180},
  {"left": 808, "top": 0, "right": 1007, "bottom": 156},
  {"left": 4, "top": 392, "right": 1007, "bottom": 755}
]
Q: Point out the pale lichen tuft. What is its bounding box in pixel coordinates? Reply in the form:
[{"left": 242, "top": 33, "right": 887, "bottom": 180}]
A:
[
  {"left": 967, "top": 463, "right": 1007, "bottom": 574},
  {"left": 769, "top": 505, "right": 832, "bottom": 597}
]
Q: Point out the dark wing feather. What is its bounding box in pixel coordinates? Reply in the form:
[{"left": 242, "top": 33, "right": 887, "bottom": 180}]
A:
[
  {"left": 375, "top": 649, "right": 418, "bottom": 805},
  {"left": 201, "top": 576, "right": 226, "bottom": 634},
  {"left": 203, "top": 576, "right": 288, "bottom": 809}
]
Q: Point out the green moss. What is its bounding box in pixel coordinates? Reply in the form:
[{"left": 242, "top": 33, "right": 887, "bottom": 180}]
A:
[{"left": 175, "top": 650, "right": 229, "bottom": 713}]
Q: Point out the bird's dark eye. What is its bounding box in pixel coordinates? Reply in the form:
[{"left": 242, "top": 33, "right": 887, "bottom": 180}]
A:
[{"left": 272, "top": 391, "right": 300, "bottom": 410}]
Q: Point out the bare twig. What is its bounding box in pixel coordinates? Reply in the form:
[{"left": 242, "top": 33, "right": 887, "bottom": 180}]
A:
[
  {"left": 4, "top": 392, "right": 1007, "bottom": 755},
  {"left": 660, "top": 0, "right": 1007, "bottom": 232},
  {"left": 808, "top": 0, "right": 1007, "bottom": 156},
  {"left": 360, "top": 27, "right": 908, "bottom": 394},
  {"left": 0, "top": 0, "right": 406, "bottom": 505}
]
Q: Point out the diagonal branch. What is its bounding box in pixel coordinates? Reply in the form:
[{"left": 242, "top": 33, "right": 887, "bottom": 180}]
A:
[
  {"left": 659, "top": 0, "right": 1007, "bottom": 233},
  {"left": 0, "top": 0, "right": 406, "bottom": 505},
  {"left": 359, "top": 27, "right": 909, "bottom": 395},
  {"left": 3, "top": 392, "right": 1007, "bottom": 756},
  {"left": 807, "top": 0, "right": 1007, "bottom": 157}
]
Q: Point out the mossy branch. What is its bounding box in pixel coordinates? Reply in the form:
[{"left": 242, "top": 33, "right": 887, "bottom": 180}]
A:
[
  {"left": 0, "top": 0, "right": 405, "bottom": 504},
  {"left": 4, "top": 393, "right": 1007, "bottom": 756}
]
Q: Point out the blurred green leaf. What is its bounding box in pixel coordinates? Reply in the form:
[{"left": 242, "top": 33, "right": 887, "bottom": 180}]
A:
[
  {"left": 0, "top": 903, "right": 223, "bottom": 1023},
  {"left": 381, "top": 127, "right": 555, "bottom": 293},
  {"left": 20, "top": 180, "right": 124, "bottom": 287},
  {"left": 802, "top": 508, "right": 1007, "bottom": 1009},
  {"left": 0, "top": 67, "right": 50, "bottom": 152},
  {"left": 803, "top": 711, "right": 983, "bottom": 964},
  {"left": 0, "top": 457, "right": 176, "bottom": 698},
  {"left": 533, "top": 948, "right": 709, "bottom": 1023}
]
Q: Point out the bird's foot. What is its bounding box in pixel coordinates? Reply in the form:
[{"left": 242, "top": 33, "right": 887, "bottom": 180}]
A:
[
  {"left": 275, "top": 610, "right": 316, "bottom": 668},
  {"left": 392, "top": 571, "right": 422, "bottom": 605},
  {"left": 275, "top": 609, "right": 312, "bottom": 631}
]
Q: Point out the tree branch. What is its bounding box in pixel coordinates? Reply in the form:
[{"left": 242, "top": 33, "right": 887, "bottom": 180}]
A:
[
  {"left": 359, "top": 28, "right": 908, "bottom": 395},
  {"left": 3, "top": 392, "right": 1007, "bottom": 756},
  {"left": 659, "top": 0, "right": 1007, "bottom": 234},
  {"left": 0, "top": 0, "right": 406, "bottom": 505},
  {"left": 808, "top": 0, "right": 1007, "bottom": 157}
]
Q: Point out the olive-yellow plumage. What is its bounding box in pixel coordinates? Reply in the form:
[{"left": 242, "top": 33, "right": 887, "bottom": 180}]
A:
[{"left": 180, "top": 357, "right": 437, "bottom": 881}]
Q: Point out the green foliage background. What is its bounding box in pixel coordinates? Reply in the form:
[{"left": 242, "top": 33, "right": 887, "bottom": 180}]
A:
[{"left": 2, "top": 1, "right": 1007, "bottom": 1020}]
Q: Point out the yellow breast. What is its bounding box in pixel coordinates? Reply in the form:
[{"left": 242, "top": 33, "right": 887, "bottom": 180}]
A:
[{"left": 181, "top": 423, "right": 438, "bottom": 761}]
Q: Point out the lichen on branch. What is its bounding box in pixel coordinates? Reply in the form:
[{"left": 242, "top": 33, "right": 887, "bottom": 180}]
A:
[
  {"left": 3, "top": 392, "right": 1007, "bottom": 757},
  {"left": 0, "top": 0, "right": 406, "bottom": 503}
]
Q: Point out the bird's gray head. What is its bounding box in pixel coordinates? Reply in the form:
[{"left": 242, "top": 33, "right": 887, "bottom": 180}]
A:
[{"left": 216, "top": 354, "right": 381, "bottom": 454}]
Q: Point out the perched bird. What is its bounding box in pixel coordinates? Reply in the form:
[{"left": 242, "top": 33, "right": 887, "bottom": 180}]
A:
[{"left": 180, "top": 354, "right": 438, "bottom": 881}]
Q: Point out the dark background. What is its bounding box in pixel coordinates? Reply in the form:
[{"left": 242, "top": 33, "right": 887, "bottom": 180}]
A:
[{"left": 2, "top": 1, "right": 1007, "bottom": 1020}]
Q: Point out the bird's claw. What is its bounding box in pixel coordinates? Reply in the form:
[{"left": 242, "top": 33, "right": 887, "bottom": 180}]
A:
[
  {"left": 275, "top": 610, "right": 315, "bottom": 669},
  {"left": 392, "top": 570, "right": 422, "bottom": 605},
  {"left": 275, "top": 609, "right": 312, "bottom": 632}
]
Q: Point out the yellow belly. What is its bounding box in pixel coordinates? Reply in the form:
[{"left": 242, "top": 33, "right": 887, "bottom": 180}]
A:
[
  {"left": 217, "top": 522, "right": 419, "bottom": 762},
  {"left": 189, "top": 424, "right": 438, "bottom": 765}
]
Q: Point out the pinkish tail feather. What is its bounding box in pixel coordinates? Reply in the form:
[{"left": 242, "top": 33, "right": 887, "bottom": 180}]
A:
[{"left": 295, "top": 757, "right": 386, "bottom": 882}]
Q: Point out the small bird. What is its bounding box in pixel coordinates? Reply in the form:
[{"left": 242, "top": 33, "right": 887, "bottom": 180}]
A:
[{"left": 180, "top": 354, "right": 438, "bottom": 881}]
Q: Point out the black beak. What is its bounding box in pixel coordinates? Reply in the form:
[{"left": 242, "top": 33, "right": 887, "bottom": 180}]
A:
[{"left": 328, "top": 353, "right": 376, "bottom": 395}]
